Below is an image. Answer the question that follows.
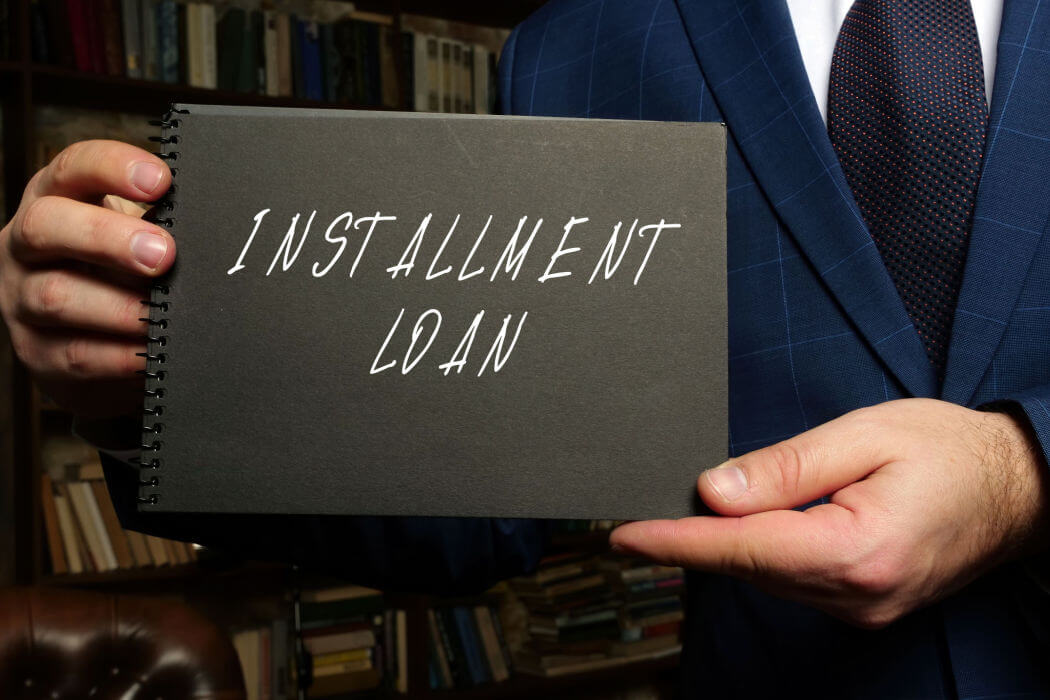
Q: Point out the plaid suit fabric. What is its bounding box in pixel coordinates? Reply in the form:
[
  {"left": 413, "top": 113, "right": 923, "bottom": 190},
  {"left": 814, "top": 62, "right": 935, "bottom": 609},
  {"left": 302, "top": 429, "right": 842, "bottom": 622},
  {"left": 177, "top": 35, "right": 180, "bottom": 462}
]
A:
[{"left": 501, "top": 1, "right": 1050, "bottom": 697}]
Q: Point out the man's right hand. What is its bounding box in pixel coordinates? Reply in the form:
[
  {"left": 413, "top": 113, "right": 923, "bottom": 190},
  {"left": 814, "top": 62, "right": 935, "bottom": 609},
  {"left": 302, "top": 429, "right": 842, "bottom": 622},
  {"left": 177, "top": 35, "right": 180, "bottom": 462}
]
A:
[{"left": 0, "top": 140, "right": 175, "bottom": 418}]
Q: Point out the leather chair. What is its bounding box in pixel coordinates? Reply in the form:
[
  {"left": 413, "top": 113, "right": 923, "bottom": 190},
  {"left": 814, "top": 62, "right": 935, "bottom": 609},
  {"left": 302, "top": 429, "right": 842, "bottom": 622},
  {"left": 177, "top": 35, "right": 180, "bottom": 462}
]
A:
[{"left": 0, "top": 586, "right": 246, "bottom": 699}]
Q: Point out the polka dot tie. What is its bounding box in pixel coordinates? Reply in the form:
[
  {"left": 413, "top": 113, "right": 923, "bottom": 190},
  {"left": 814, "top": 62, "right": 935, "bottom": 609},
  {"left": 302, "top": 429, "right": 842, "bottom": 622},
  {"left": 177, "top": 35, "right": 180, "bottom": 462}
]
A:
[{"left": 828, "top": 0, "right": 988, "bottom": 378}]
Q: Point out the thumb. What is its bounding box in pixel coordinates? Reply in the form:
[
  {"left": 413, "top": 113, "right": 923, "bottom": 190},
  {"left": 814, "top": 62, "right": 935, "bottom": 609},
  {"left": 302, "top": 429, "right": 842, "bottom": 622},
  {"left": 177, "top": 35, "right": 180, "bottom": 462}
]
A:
[{"left": 699, "top": 409, "right": 888, "bottom": 515}]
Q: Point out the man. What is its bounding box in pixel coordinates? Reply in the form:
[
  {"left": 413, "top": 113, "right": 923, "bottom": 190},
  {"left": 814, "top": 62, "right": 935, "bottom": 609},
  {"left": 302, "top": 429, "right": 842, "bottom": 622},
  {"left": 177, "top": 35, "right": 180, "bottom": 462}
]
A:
[{"left": 1, "top": 0, "right": 1049, "bottom": 697}]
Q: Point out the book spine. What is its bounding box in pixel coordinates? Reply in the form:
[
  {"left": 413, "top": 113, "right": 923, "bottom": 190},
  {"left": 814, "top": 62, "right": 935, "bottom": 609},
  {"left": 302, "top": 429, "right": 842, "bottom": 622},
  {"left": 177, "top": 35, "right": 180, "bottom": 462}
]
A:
[
  {"left": 200, "top": 2, "right": 216, "bottom": 89},
  {"left": 100, "top": 0, "right": 124, "bottom": 75},
  {"left": 274, "top": 12, "right": 291, "bottom": 96},
  {"left": 145, "top": 534, "right": 169, "bottom": 564},
  {"left": 31, "top": 0, "right": 49, "bottom": 63},
  {"left": 263, "top": 10, "right": 278, "bottom": 97},
  {"left": 120, "top": 0, "right": 142, "bottom": 77},
  {"left": 40, "top": 474, "right": 68, "bottom": 574},
  {"left": 79, "top": 480, "right": 119, "bottom": 568},
  {"left": 53, "top": 491, "right": 83, "bottom": 573},
  {"left": 434, "top": 608, "right": 467, "bottom": 688},
  {"left": 156, "top": 0, "right": 177, "bottom": 82},
  {"left": 426, "top": 609, "right": 453, "bottom": 689},
  {"left": 136, "top": 105, "right": 182, "bottom": 510},
  {"left": 66, "top": 0, "right": 91, "bottom": 70},
  {"left": 488, "top": 604, "right": 515, "bottom": 677},
  {"left": 452, "top": 606, "right": 488, "bottom": 685},
  {"left": 140, "top": 0, "right": 157, "bottom": 79}
]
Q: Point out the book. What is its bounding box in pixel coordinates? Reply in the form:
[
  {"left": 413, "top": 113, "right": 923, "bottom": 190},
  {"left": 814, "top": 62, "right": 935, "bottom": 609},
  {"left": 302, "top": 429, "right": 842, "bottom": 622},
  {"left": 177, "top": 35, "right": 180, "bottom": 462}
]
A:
[
  {"left": 439, "top": 38, "right": 452, "bottom": 112},
  {"left": 52, "top": 490, "right": 83, "bottom": 573},
  {"left": 216, "top": 5, "right": 243, "bottom": 91},
  {"left": 427, "top": 609, "right": 454, "bottom": 689},
  {"left": 434, "top": 608, "right": 467, "bottom": 688},
  {"left": 99, "top": 0, "right": 123, "bottom": 75},
  {"left": 274, "top": 12, "right": 291, "bottom": 96},
  {"left": 41, "top": 0, "right": 75, "bottom": 67},
  {"left": 452, "top": 606, "right": 490, "bottom": 686},
  {"left": 289, "top": 14, "right": 303, "bottom": 97},
  {"left": 395, "top": 609, "right": 408, "bottom": 693},
  {"left": 301, "top": 21, "right": 322, "bottom": 100},
  {"left": 40, "top": 474, "right": 68, "bottom": 574},
  {"left": 271, "top": 618, "right": 290, "bottom": 698},
  {"left": 233, "top": 628, "right": 261, "bottom": 700},
  {"left": 120, "top": 0, "right": 141, "bottom": 77},
  {"left": 65, "top": 0, "right": 91, "bottom": 70},
  {"left": 379, "top": 26, "right": 398, "bottom": 107},
  {"left": 156, "top": 0, "right": 178, "bottom": 82},
  {"left": 309, "top": 668, "right": 380, "bottom": 696},
  {"left": 300, "top": 596, "right": 384, "bottom": 625},
  {"left": 67, "top": 480, "right": 117, "bottom": 570},
  {"left": 135, "top": 105, "right": 726, "bottom": 519},
  {"left": 185, "top": 2, "right": 201, "bottom": 87},
  {"left": 411, "top": 32, "right": 428, "bottom": 111},
  {"left": 125, "top": 528, "right": 153, "bottom": 566},
  {"left": 32, "top": 0, "right": 50, "bottom": 64},
  {"left": 303, "top": 629, "right": 376, "bottom": 655},
  {"left": 314, "top": 658, "right": 372, "bottom": 676},
  {"left": 140, "top": 0, "right": 158, "bottom": 79},
  {"left": 145, "top": 534, "right": 169, "bottom": 565},
  {"left": 472, "top": 44, "right": 489, "bottom": 115},
  {"left": 197, "top": 2, "right": 216, "bottom": 88},
  {"left": 263, "top": 10, "right": 278, "bottom": 96},
  {"left": 91, "top": 479, "right": 134, "bottom": 568},
  {"left": 473, "top": 606, "right": 509, "bottom": 682},
  {"left": 236, "top": 8, "right": 258, "bottom": 93},
  {"left": 83, "top": 0, "right": 104, "bottom": 72},
  {"left": 312, "top": 647, "right": 371, "bottom": 666}
]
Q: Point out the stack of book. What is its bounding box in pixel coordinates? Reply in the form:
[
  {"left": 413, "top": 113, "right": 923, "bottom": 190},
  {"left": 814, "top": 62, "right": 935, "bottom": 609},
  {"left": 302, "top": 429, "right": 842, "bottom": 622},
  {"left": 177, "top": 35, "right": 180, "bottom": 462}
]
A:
[
  {"left": 426, "top": 600, "right": 513, "bottom": 690},
  {"left": 299, "top": 585, "right": 400, "bottom": 696},
  {"left": 232, "top": 619, "right": 291, "bottom": 700},
  {"left": 509, "top": 552, "right": 684, "bottom": 677},
  {"left": 601, "top": 558, "right": 685, "bottom": 651},
  {"left": 39, "top": 458, "right": 198, "bottom": 575}
]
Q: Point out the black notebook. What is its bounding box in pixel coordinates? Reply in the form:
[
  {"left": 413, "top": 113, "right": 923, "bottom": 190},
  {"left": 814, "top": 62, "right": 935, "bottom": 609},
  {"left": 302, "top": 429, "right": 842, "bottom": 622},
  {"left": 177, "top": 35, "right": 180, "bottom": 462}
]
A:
[{"left": 137, "top": 103, "right": 726, "bottom": 519}]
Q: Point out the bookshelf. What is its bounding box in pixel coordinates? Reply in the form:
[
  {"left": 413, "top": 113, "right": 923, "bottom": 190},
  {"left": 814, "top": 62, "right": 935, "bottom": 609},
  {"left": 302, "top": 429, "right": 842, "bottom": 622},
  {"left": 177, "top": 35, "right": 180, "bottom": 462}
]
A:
[{"left": 1, "top": 0, "right": 682, "bottom": 697}]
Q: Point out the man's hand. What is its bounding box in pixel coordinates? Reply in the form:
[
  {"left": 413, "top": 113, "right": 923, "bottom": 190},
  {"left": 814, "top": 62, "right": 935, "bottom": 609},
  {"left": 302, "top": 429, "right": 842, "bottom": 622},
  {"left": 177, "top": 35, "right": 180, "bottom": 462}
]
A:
[
  {"left": 0, "top": 140, "right": 175, "bottom": 417},
  {"left": 610, "top": 399, "right": 1050, "bottom": 628}
]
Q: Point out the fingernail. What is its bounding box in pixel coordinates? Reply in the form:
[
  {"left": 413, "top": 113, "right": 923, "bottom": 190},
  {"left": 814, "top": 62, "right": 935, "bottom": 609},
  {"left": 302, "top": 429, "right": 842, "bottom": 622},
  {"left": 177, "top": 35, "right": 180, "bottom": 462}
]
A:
[
  {"left": 130, "top": 162, "right": 164, "bottom": 195},
  {"left": 131, "top": 232, "right": 168, "bottom": 269},
  {"left": 706, "top": 464, "right": 748, "bottom": 502}
]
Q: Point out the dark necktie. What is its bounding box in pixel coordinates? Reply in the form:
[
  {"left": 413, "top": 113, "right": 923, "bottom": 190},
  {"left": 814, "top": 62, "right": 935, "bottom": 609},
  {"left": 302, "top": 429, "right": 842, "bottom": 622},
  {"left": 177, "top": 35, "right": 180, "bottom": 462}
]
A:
[{"left": 827, "top": 0, "right": 989, "bottom": 377}]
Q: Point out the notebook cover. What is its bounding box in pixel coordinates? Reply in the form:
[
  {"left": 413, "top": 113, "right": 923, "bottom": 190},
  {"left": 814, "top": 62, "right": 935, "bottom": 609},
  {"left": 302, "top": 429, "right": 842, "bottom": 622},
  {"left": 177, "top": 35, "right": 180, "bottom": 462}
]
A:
[{"left": 138, "top": 104, "right": 727, "bottom": 519}]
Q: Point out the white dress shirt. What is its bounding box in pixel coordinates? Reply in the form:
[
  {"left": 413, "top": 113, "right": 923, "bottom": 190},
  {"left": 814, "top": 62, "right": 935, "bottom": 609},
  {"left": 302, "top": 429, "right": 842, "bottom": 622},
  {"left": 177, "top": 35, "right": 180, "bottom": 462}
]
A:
[{"left": 785, "top": 0, "right": 1003, "bottom": 122}]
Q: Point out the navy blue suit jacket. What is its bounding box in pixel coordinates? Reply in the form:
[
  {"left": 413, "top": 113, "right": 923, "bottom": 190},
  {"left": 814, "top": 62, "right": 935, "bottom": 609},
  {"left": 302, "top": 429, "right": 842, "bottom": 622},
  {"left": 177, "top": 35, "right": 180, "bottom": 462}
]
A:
[{"left": 106, "top": 0, "right": 1050, "bottom": 696}]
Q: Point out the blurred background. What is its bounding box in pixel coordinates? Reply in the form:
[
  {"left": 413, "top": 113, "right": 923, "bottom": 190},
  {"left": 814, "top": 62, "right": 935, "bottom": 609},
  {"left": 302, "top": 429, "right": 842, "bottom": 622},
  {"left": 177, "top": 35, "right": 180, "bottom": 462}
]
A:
[{"left": 0, "top": 0, "right": 686, "bottom": 697}]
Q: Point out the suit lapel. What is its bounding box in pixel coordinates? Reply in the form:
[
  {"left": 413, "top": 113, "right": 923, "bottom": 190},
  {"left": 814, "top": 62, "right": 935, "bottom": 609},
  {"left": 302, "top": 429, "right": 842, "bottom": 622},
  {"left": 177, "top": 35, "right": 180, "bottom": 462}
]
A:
[
  {"left": 672, "top": 0, "right": 938, "bottom": 398},
  {"left": 941, "top": 0, "right": 1050, "bottom": 405}
]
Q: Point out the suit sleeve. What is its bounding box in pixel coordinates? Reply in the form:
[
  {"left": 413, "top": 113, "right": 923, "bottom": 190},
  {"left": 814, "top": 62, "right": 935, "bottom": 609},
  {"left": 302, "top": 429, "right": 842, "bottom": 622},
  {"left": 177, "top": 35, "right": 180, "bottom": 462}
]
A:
[{"left": 983, "top": 384, "right": 1050, "bottom": 472}]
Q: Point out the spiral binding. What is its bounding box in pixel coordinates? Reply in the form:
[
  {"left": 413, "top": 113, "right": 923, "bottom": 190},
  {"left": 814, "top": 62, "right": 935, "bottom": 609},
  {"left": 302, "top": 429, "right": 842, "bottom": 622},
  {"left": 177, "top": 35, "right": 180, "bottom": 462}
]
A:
[{"left": 132, "top": 105, "right": 187, "bottom": 507}]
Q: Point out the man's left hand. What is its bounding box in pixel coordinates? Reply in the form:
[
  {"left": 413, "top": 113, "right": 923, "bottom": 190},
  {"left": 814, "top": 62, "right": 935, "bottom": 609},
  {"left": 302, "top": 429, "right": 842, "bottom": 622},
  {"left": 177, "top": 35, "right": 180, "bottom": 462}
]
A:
[{"left": 610, "top": 399, "right": 1050, "bottom": 628}]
